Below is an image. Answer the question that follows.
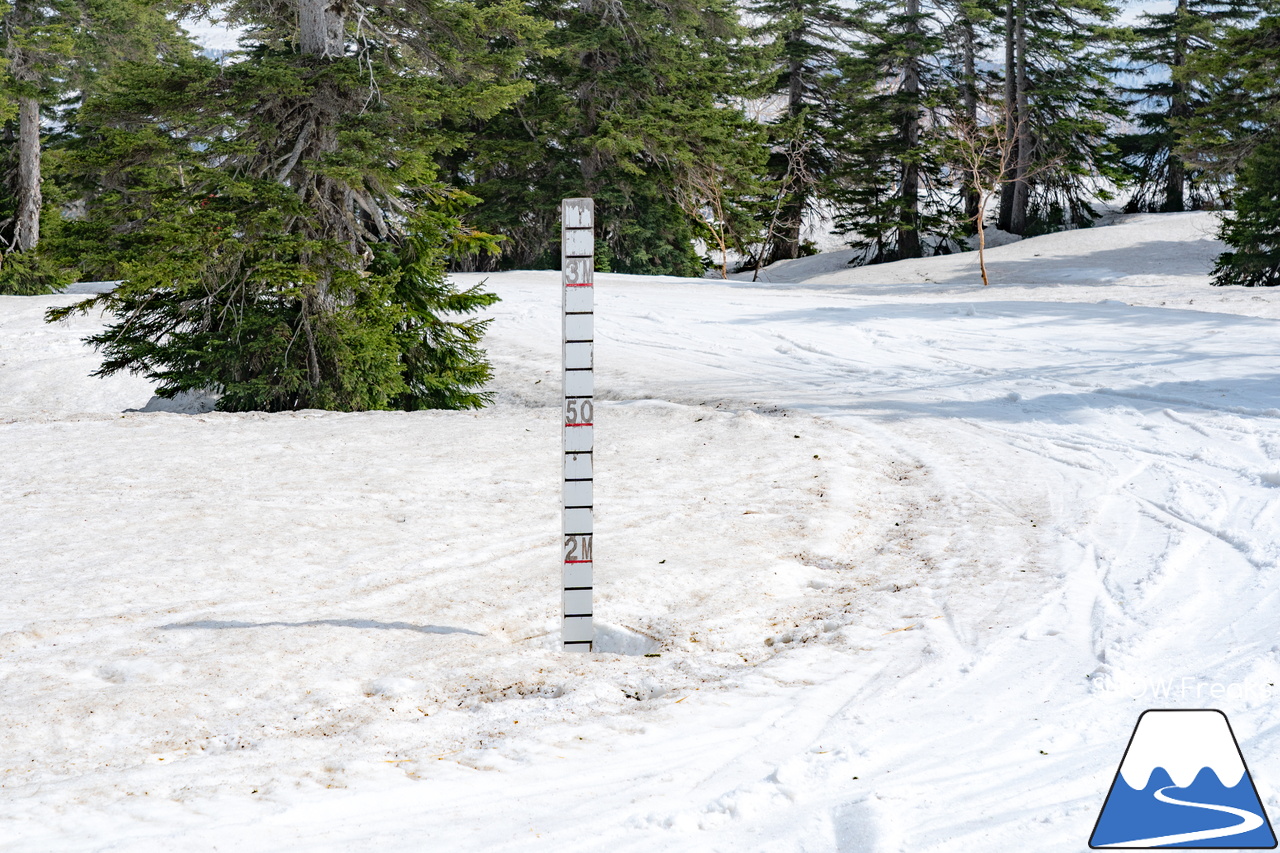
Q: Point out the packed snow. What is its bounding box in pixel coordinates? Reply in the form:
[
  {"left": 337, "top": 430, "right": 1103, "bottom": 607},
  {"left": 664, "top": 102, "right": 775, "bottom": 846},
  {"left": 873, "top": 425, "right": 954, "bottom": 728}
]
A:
[{"left": 3, "top": 210, "right": 1280, "bottom": 851}]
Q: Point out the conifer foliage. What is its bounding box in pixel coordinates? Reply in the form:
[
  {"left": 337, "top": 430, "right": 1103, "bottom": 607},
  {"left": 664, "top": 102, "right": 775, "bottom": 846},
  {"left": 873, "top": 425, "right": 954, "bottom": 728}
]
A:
[
  {"left": 12, "top": 0, "right": 1279, "bottom": 409},
  {"left": 995, "top": 0, "right": 1126, "bottom": 236},
  {"left": 1181, "top": 8, "right": 1280, "bottom": 286},
  {"left": 1212, "top": 134, "right": 1280, "bottom": 287},
  {"left": 748, "top": 0, "right": 856, "bottom": 265},
  {"left": 831, "top": 0, "right": 960, "bottom": 261},
  {"left": 449, "top": 0, "right": 764, "bottom": 277},
  {"left": 51, "top": 0, "right": 542, "bottom": 410},
  {"left": 0, "top": 0, "right": 187, "bottom": 293},
  {"left": 1117, "top": 0, "right": 1260, "bottom": 212}
]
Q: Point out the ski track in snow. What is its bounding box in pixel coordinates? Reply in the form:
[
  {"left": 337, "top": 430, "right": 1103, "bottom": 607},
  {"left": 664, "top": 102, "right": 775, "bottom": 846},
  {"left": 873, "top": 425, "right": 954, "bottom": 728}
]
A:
[{"left": 3, "top": 212, "right": 1280, "bottom": 851}]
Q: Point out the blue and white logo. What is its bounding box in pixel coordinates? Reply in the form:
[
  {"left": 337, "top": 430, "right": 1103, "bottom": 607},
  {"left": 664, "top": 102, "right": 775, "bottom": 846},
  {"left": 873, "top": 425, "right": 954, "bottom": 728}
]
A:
[{"left": 1091, "top": 709, "right": 1276, "bottom": 848}]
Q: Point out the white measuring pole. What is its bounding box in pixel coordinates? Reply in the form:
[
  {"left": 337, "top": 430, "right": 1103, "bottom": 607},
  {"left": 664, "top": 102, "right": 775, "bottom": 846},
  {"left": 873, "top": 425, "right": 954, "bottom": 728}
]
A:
[{"left": 561, "top": 198, "right": 595, "bottom": 652}]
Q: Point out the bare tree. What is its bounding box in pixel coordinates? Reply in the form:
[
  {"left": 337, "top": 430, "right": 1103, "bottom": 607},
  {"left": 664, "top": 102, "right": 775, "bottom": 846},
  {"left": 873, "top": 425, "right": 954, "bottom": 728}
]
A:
[
  {"left": 676, "top": 167, "right": 733, "bottom": 279},
  {"left": 753, "top": 134, "right": 815, "bottom": 281},
  {"left": 948, "top": 98, "right": 1061, "bottom": 286}
]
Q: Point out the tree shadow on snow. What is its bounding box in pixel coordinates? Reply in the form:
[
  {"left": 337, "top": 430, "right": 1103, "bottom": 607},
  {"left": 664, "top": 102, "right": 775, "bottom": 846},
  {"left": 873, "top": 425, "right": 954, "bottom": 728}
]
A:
[
  {"left": 160, "top": 619, "right": 483, "bottom": 636},
  {"left": 782, "top": 373, "right": 1280, "bottom": 426},
  {"left": 730, "top": 300, "right": 1278, "bottom": 331}
]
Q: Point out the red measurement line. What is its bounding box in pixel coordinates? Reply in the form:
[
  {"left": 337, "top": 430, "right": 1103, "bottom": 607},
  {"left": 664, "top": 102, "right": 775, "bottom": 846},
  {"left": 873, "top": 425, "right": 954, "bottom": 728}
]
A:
[
  {"left": 565, "top": 422, "right": 593, "bottom": 427},
  {"left": 565, "top": 283, "right": 593, "bottom": 287},
  {"left": 564, "top": 560, "right": 593, "bottom": 564}
]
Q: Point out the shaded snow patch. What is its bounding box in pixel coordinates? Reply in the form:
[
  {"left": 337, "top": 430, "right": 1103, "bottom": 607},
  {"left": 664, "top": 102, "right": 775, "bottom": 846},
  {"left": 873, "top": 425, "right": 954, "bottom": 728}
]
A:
[{"left": 127, "top": 389, "right": 219, "bottom": 414}]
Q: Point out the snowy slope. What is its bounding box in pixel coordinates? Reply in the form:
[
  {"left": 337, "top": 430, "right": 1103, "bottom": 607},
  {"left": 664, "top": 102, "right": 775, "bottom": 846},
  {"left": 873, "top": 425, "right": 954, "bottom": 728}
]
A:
[
  {"left": 3, "top": 211, "right": 1280, "bottom": 851},
  {"left": 736, "top": 211, "right": 1279, "bottom": 317}
]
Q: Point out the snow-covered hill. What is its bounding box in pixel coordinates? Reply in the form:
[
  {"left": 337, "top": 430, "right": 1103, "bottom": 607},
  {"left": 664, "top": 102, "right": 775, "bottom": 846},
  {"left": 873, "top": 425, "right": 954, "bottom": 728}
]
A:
[
  {"left": 3, "top": 211, "right": 1279, "bottom": 851},
  {"left": 739, "top": 210, "right": 1242, "bottom": 300}
]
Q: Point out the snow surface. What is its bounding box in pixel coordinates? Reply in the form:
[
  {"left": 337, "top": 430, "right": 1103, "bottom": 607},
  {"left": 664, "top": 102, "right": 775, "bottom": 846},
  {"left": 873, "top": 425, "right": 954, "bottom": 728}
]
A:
[{"left": 3, "top": 210, "right": 1280, "bottom": 851}]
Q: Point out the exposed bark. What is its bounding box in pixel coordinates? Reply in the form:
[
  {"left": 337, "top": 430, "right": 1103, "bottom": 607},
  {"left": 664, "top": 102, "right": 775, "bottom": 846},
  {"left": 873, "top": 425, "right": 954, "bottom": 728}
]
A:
[
  {"left": 1166, "top": 0, "right": 1189, "bottom": 212},
  {"left": 998, "top": 0, "right": 1016, "bottom": 232},
  {"left": 1009, "top": 0, "right": 1031, "bottom": 235},
  {"left": 951, "top": 96, "right": 1056, "bottom": 286},
  {"left": 770, "top": 26, "right": 806, "bottom": 263},
  {"left": 786, "top": 32, "right": 803, "bottom": 116},
  {"left": 298, "top": 0, "right": 347, "bottom": 58},
  {"left": 5, "top": 0, "right": 42, "bottom": 253},
  {"left": 976, "top": 188, "right": 990, "bottom": 285},
  {"left": 576, "top": 0, "right": 605, "bottom": 191},
  {"left": 898, "top": 0, "right": 922, "bottom": 259},
  {"left": 287, "top": 0, "right": 351, "bottom": 326},
  {"left": 960, "top": 15, "right": 981, "bottom": 229},
  {"left": 13, "top": 96, "right": 42, "bottom": 252}
]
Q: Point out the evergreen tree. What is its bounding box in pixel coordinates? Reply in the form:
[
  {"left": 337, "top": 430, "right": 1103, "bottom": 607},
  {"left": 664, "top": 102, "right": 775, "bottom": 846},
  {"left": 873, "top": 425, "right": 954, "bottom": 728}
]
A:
[
  {"left": 448, "top": 0, "right": 765, "bottom": 277},
  {"left": 1212, "top": 134, "right": 1280, "bottom": 286},
  {"left": 943, "top": 0, "right": 1000, "bottom": 230},
  {"left": 49, "top": 0, "right": 543, "bottom": 410},
  {"left": 1178, "top": 3, "right": 1280, "bottom": 173},
  {"left": 829, "top": 0, "right": 965, "bottom": 262},
  {"left": 748, "top": 0, "right": 856, "bottom": 264},
  {"left": 1181, "top": 8, "right": 1280, "bottom": 285},
  {"left": 1116, "top": 0, "right": 1260, "bottom": 212},
  {"left": 995, "top": 0, "right": 1126, "bottom": 235},
  {"left": 0, "top": 0, "right": 74, "bottom": 289},
  {"left": 0, "top": 0, "right": 189, "bottom": 293}
]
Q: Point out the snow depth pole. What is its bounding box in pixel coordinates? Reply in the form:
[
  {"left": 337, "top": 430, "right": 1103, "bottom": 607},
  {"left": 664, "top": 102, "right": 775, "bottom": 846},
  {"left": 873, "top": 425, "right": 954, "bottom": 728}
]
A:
[{"left": 561, "top": 198, "right": 595, "bottom": 652}]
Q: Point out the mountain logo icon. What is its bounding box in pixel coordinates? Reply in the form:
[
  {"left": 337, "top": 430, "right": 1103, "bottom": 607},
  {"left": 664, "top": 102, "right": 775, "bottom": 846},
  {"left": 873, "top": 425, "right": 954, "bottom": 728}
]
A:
[{"left": 1091, "top": 709, "right": 1276, "bottom": 848}]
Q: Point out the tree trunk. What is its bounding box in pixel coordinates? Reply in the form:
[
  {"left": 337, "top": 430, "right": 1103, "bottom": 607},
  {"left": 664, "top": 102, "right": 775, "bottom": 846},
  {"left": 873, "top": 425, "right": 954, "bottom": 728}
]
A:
[
  {"left": 998, "top": 0, "right": 1017, "bottom": 233},
  {"left": 576, "top": 0, "right": 603, "bottom": 193},
  {"left": 6, "top": 0, "right": 42, "bottom": 254},
  {"left": 898, "top": 0, "right": 922, "bottom": 259},
  {"left": 960, "top": 16, "right": 980, "bottom": 230},
  {"left": 13, "top": 96, "right": 42, "bottom": 252},
  {"left": 787, "top": 32, "right": 803, "bottom": 118},
  {"left": 293, "top": 0, "right": 347, "bottom": 324},
  {"left": 977, "top": 190, "right": 990, "bottom": 285},
  {"left": 1166, "top": 0, "right": 1189, "bottom": 212},
  {"left": 297, "top": 0, "right": 346, "bottom": 58},
  {"left": 1009, "top": 0, "right": 1031, "bottom": 235},
  {"left": 771, "top": 29, "right": 806, "bottom": 262}
]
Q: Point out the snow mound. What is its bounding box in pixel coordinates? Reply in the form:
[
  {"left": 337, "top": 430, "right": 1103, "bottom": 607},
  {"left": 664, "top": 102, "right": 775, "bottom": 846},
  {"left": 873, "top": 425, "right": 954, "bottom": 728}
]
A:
[
  {"left": 127, "top": 389, "right": 219, "bottom": 414},
  {"left": 736, "top": 210, "right": 1227, "bottom": 292},
  {"left": 589, "top": 623, "right": 661, "bottom": 656}
]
